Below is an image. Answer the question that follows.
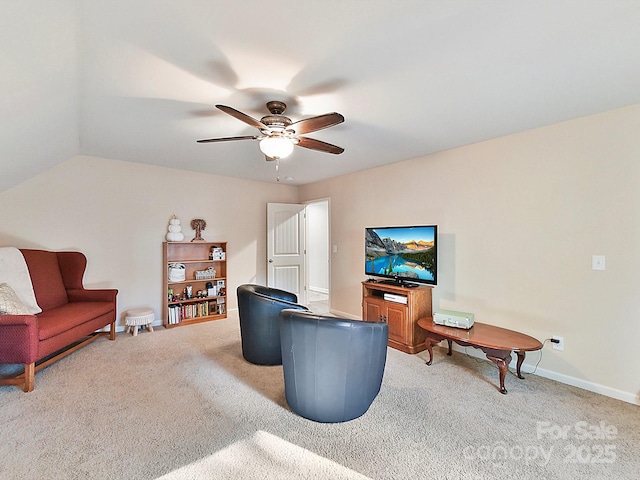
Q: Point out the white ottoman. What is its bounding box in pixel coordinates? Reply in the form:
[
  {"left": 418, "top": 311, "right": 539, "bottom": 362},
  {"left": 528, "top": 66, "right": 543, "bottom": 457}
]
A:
[{"left": 125, "top": 307, "right": 155, "bottom": 336}]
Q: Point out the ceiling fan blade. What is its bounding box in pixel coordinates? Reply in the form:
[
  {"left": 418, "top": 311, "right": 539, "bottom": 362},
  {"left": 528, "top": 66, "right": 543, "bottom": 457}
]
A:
[
  {"left": 216, "top": 105, "right": 268, "bottom": 131},
  {"left": 297, "top": 136, "right": 345, "bottom": 155},
  {"left": 289, "top": 112, "right": 344, "bottom": 135},
  {"left": 196, "top": 135, "right": 259, "bottom": 143}
]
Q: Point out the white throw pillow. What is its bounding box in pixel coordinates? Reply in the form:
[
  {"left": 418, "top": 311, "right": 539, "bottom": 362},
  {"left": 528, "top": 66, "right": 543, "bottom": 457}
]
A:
[{"left": 0, "top": 283, "right": 33, "bottom": 315}]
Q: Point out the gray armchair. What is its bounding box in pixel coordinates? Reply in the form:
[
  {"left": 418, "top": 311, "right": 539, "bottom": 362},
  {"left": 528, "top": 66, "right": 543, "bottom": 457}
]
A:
[
  {"left": 236, "top": 284, "right": 308, "bottom": 365},
  {"left": 279, "top": 309, "right": 389, "bottom": 423}
]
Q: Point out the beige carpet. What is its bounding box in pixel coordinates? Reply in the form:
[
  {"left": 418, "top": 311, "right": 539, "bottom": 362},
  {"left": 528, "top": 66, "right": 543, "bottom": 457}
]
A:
[{"left": 1, "top": 312, "right": 638, "bottom": 480}]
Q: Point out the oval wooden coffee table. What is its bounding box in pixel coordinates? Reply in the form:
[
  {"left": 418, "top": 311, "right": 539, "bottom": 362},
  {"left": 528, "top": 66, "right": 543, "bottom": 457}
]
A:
[{"left": 417, "top": 318, "right": 543, "bottom": 394}]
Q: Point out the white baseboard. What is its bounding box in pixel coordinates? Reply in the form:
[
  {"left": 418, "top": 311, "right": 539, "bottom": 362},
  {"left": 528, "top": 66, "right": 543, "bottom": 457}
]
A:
[
  {"left": 442, "top": 344, "right": 639, "bottom": 406},
  {"left": 309, "top": 286, "right": 329, "bottom": 295},
  {"left": 532, "top": 366, "right": 639, "bottom": 406},
  {"left": 115, "top": 307, "right": 241, "bottom": 332}
]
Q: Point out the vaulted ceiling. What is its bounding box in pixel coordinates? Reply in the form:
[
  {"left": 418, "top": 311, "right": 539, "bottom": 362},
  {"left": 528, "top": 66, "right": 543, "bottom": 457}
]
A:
[{"left": 3, "top": 0, "right": 640, "bottom": 191}]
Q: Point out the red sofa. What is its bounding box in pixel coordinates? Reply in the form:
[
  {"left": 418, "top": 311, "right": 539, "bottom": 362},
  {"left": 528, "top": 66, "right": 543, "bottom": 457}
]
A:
[{"left": 0, "top": 249, "right": 117, "bottom": 392}]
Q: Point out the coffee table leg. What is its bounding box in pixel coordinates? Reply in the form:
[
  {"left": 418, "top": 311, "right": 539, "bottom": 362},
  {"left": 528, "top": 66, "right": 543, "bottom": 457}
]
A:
[
  {"left": 485, "top": 352, "right": 512, "bottom": 394},
  {"left": 516, "top": 351, "right": 526, "bottom": 379},
  {"left": 424, "top": 334, "right": 449, "bottom": 366},
  {"left": 425, "top": 339, "right": 434, "bottom": 365},
  {"left": 425, "top": 335, "right": 447, "bottom": 365},
  {"left": 447, "top": 339, "right": 453, "bottom": 356}
]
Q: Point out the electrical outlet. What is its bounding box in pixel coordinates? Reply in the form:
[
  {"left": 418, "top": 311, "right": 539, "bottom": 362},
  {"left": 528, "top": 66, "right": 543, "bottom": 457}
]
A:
[{"left": 552, "top": 336, "right": 564, "bottom": 351}]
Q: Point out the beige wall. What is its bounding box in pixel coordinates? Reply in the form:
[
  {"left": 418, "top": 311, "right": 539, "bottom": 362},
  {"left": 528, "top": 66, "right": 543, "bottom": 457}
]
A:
[
  {"left": 299, "top": 104, "right": 640, "bottom": 405},
  {"left": 0, "top": 155, "right": 298, "bottom": 324}
]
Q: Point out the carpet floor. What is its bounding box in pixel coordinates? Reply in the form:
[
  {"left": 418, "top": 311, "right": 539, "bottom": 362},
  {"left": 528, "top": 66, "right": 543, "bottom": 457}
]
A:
[{"left": 1, "top": 312, "right": 638, "bottom": 479}]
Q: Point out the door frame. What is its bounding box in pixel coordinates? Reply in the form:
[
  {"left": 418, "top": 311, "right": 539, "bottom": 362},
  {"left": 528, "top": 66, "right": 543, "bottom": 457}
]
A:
[
  {"left": 303, "top": 197, "right": 331, "bottom": 308},
  {"left": 266, "top": 199, "right": 331, "bottom": 309}
]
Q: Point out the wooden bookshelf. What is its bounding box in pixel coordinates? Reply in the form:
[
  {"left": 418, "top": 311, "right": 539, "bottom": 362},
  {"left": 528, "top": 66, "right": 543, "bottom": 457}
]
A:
[{"left": 163, "top": 241, "right": 227, "bottom": 328}]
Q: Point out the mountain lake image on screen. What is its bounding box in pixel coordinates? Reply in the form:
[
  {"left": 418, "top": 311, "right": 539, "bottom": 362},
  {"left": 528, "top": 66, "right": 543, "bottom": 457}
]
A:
[{"left": 365, "top": 225, "right": 437, "bottom": 285}]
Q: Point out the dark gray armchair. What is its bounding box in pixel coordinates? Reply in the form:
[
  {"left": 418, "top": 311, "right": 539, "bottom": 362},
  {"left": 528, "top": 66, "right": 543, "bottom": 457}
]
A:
[
  {"left": 279, "top": 309, "right": 389, "bottom": 423},
  {"left": 236, "top": 284, "right": 308, "bottom": 365}
]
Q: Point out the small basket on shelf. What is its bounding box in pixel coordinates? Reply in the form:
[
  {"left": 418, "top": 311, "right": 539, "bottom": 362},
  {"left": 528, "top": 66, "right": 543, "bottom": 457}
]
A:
[
  {"left": 168, "top": 263, "right": 186, "bottom": 282},
  {"left": 195, "top": 267, "right": 216, "bottom": 280}
]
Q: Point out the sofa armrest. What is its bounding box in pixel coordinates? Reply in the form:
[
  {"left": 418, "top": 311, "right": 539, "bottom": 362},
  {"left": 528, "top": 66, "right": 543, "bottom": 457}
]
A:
[
  {"left": 66, "top": 288, "right": 118, "bottom": 303},
  {"left": 0, "top": 314, "right": 37, "bottom": 327},
  {"left": 0, "top": 314, "right": 39, "bottom": 364}
]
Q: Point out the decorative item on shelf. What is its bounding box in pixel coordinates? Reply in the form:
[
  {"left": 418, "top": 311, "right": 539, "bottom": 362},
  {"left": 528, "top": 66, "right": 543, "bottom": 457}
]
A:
[
  {"left": 185, "top": 285, "right": 193, "bottom": 299},
  {"left": 216, "top": 279, "right": 226, "bottom": 297},
  {"left": 168, "top": 263, "right": 186, "bottom": 282},
  {"left": 206, "top": 282, "right": 216, "bottom": 297},
  {"left": 209, "top": 246, "right": 226, "bottom": 260},
  {"left": 166, "top": 215, "right": 185, "bottom": 242},
  {"left": 190, "top": 218, "right": 206, "bottom": 242},
  {"left": 195, "top": 266, "right": 216, "bottom": 280}
]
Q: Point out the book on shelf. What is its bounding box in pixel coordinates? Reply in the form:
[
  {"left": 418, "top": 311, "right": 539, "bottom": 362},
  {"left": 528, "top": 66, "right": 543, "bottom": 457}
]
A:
[
  {"left": 168, "top": 304, "right": 181, "bottom": 324},
  {"left": 167, "top": 299, "right": 224, "bottom": 324}
]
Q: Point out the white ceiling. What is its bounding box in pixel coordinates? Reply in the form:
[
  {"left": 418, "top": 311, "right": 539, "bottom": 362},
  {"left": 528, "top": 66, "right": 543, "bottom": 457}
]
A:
[{"left": 3, "top": 1, "right": 640, "bottom": 189}]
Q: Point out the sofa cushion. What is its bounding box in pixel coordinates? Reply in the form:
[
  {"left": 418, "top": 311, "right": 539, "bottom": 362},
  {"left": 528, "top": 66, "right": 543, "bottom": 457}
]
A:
[
  {"left": 21, "top": 250, "right": 69, "bottom": 311},
  {"left": 0, "top": 283, "right": 32, "bottom": 315},
  {"left": 37, "top": 302, "right": 114, "bottom": 341}
]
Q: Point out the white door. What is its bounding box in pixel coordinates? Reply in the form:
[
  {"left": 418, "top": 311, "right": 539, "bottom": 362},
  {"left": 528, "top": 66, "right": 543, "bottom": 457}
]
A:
[{"left": 267, "top": 202, "right": 307, "bottom": 304}]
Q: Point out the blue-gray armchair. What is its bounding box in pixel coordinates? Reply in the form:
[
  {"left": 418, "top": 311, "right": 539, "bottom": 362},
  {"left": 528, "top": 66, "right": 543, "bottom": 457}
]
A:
[
  {"left": 279, "top": 309, "right": 388, "bottom": 423},
  {"left": 236, "top": 284, "right": 308, "bottom": 365}
]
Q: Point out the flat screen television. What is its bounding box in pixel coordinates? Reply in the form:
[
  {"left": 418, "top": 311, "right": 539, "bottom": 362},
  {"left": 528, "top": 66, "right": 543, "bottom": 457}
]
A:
[{"left": 365, "top": 225, "right": 437, "bottom": 286}]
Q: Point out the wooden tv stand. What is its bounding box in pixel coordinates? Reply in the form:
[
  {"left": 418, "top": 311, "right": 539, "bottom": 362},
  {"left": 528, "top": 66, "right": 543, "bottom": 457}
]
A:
[{"left": 362, "top": 281, "right": 432, "bottom": 354}]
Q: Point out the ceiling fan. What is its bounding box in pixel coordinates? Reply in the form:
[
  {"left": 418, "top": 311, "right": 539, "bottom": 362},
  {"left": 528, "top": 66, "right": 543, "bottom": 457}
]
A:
[{"left": 197, "top": 101, "right": 345, "bottom": 161}]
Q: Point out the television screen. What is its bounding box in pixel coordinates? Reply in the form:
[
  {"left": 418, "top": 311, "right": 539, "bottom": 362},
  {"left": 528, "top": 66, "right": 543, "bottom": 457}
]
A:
[{"left": 365, "top": 225, "right": 437, "bottom": 286}]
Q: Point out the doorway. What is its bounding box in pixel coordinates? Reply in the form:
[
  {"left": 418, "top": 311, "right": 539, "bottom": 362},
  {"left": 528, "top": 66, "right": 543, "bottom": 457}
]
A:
[
  {"left": 266, "top": 200, "right": 330, "bottom": 313},
  {"left": 305, "top": 199, "right": 330, "bottom": 314}
]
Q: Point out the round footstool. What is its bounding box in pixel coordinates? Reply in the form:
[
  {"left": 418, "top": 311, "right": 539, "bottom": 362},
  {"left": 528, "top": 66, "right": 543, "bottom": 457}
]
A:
[{"left": 125, "top": 307, "right": 155, "bottom": 336}]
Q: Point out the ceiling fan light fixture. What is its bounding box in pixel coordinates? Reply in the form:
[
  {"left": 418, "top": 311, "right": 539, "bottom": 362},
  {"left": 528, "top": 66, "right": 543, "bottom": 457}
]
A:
[
  {"left": 259, "top": 136, "right": 294, "bottom": 159},
  {"left": 198, "top": 102, "right": 345, "bottom": 162}
]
